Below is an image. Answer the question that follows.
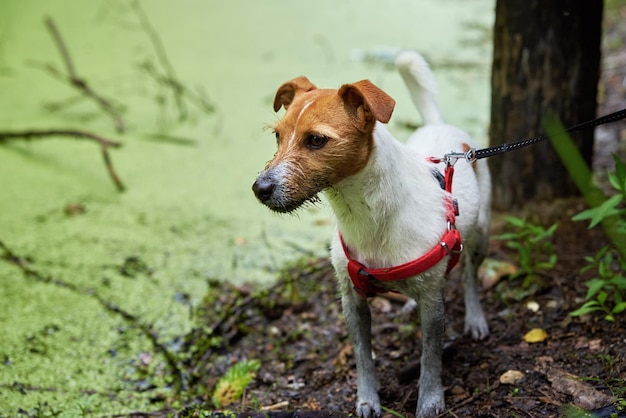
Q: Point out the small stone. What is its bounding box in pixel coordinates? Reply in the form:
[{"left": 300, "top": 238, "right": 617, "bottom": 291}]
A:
[
  {"left": 546, "top": 300, "right": 559, "bottom": 309},
  {"left": 500, "top": 370, "right": 525, "bottom": 385},
  {"left": 526, "top": 301, "right": 540, "bottom": 312}
]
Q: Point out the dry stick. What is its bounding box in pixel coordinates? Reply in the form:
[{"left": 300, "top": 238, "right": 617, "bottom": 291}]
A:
[
  {"left": 26, "top": 60, "right": 125, "bottom": 114},
  {"left": 140, "top": 62, "right": 214, "bottom": 115},
  {"left": 43, "top": 16, "right": 126, "bottom": 133},
  {"left": 0, "top": 382, "right": 118, "bottom": 398},
  {"left": 0, "top": 240, "right": 187, "bottom": 393},
  {"left": 0, "top": 129, "right": 125, "bottom": 191}
]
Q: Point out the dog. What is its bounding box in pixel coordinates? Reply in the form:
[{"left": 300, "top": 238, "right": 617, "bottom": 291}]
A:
[{"left": 252, "top": 50, "right": 491, "bottom": 418}]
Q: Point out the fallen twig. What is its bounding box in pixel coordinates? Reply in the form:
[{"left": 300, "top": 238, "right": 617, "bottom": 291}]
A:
[
  {"left": 43, "top": 16, "right": 126, "bottom": 132},
  {"left": 0, "top": 381, "right": 118, "bottom": 398},
  {"left": 0, "top": 129, "right": 125, "bottom": 191}
]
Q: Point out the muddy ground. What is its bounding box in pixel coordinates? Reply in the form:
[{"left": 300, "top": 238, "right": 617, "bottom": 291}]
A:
[{"left": 175, "top": 200, "right": 624, "bottom": 418}]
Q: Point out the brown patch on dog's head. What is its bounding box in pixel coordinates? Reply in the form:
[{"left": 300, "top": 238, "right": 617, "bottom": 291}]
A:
[{"left": 252, "top": 77, "right": 396, "bottom": 212}]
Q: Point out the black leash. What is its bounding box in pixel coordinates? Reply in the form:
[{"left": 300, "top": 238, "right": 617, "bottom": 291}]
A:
[{"left": 443, "top": 108, "right": 626, "bottom": 165}]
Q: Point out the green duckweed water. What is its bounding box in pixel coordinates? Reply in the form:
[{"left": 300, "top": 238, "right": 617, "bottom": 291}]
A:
[{"left": 0, "top": 0, "right": 493, "bottom": 415}]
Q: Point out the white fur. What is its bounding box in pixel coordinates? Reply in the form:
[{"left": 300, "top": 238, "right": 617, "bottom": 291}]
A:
[{"left": 326, "top": 51, "right": 491, "bottom": 418}]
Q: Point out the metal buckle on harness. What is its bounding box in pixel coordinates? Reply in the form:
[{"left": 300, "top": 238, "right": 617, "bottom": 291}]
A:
[{"left": 440, "top": 241, "right": 464, "bottom": 255}]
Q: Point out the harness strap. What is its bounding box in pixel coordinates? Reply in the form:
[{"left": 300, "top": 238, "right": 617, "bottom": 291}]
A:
[
  {"left": 341, "top": 226, "right": 461, "bottom": 298},
  {"left": 341, "top": 164, "right": 462, "bottom": 298}
]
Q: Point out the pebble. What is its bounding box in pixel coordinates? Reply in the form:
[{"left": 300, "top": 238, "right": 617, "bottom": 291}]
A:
[{"left": 500, "top": 370, "right": 525, "bottom": 385}]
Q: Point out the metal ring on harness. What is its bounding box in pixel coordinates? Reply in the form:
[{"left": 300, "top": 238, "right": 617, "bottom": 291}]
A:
[{"left": 440, "top": 241, "right": 464, "bottom": 255}]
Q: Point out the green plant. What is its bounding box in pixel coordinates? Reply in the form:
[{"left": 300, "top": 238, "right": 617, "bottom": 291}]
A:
[
  {"left": 212, "top": 359, "right": 261, "bottom": 409},
  {"left": 570, "top": 155, "right": 626, "bottom": 321},
  {"left": 570, "top": 245, "right": 626, "bottom": 321},
  {"left": 494, "top": 216, "right": 558, "bottom": 286},
  {"left": 544, "top": 114, "right": 626, "bottom": 322},
  {"left": 573, "top": 154, "right": 626, "bottom": 229}
]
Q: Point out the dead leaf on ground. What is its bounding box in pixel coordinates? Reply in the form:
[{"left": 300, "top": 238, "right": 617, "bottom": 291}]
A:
[{"left": 523, "top": 328, "right": 548, "bottom": 343}]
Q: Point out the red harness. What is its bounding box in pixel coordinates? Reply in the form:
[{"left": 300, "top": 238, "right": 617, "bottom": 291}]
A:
[{"left": 340, "top": 162, "right": 463, "bottom": 298}]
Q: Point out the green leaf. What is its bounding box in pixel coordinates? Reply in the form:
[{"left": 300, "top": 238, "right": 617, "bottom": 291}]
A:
[
  {"left": 571, "top": 301, "right": 602, "bottom": 317},
  {"left": 612, "top": 301, "right": 626, "bottom": 314},
  {"left": 494, "top": 232, "right": 522, "bottom": 241},
  {"left": 609, "top": 275, "right": 626, "bottom": 289},
  {"left": 572, "top": 194, "right": 623, "bottom": 229},
  {"left": 505, "top": 216, "right": 526, "bottom": 228},
  {"left": 612, "top": 154, "right": 626, "bottom": 186},
  {"left": 608, "top": 171, "right": 623, "bottom": 193},
  {"left": 546, "top": 223, "right": 558, "bottom": 236},
  {"left": 507, "top": 241, "right": 528, "bottom": 256},
  {"left": 597, "top": 291, "right": 608, "bottom": 305},
  {"left": 585, "top": 279, "right": 606, "bottom": 300},
  {"left": 547, "top": 253, "right": 558, "bottom": 267}
]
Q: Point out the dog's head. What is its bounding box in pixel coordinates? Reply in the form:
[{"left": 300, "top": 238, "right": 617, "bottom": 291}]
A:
[{"left": 252, "top": 76, "right": 395, "bottom": 213}]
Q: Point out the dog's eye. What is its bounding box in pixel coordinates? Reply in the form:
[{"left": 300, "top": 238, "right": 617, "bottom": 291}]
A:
[{"left": 305, "top": 134, "right": 328, "bottom": 150}]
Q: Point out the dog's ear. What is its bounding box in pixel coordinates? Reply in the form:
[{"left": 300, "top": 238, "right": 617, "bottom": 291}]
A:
[
  {"left": 273, "top": 76, "right": 317, "bottom": 112},
  {"left": 338, "top": 80, "right": 395, "bottom": 125}
]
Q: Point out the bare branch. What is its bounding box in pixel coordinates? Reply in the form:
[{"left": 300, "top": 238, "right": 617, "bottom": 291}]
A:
[
  {"left": 42, "top": 16, "right": 126, "bottom": 132},
  {"left": 0, "top": 129, "right": 121, "bottom": 148},
  {"left": 44, "top": 16, "right": 78, "bottom": 79},
  {"left": 0, "top": 129, "right": 125, "bottom": 191}
]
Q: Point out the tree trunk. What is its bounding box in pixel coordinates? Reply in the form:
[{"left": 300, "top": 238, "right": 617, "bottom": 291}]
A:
[{"left": 489, "top": 0, "right": 603, "bottom": 210}]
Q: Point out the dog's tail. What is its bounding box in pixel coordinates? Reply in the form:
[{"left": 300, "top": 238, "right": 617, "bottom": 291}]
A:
[{"left": 395, "top": 51, "right": 444, "bottom": 125}]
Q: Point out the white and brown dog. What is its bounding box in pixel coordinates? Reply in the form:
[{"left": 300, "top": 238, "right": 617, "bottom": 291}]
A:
[{"left": 253, "top": 51, "right": 491, "bottom": 418}]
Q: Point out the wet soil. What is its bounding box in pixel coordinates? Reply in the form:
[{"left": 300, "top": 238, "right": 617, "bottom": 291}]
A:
[{"left": 180, "top": 201, "right": 625, "bottom": 418}]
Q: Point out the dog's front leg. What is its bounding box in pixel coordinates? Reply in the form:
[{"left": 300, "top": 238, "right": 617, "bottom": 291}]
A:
[
  {"left": 342, "top": 288, "right": 380, "bottom": 418},
  {"left": 416, "top": 290, "right": 445, "bottom": 418}
]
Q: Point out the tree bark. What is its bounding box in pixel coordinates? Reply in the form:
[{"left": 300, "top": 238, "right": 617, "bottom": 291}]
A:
[{"left": 489, "top": 0, "right": 603, "bottom": 210}]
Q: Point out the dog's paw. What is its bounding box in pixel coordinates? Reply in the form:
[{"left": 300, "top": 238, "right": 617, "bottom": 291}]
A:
[
  {"left": 356, "top": 400, "right": 381, "bottom": 418},
  {"left": 416, "top": 392, "right": 444, "bottom": 418},
  {"left": 464, "top": 313, "right": 489, "bottom": 340},
  {"left": 356, "top": 388, "right": 381, "bottom": 418}
]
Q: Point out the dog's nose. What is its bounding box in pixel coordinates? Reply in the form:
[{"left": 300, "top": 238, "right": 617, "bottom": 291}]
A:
[{"left": 252, "top": 178, "right": 276, "bottom": 202}]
